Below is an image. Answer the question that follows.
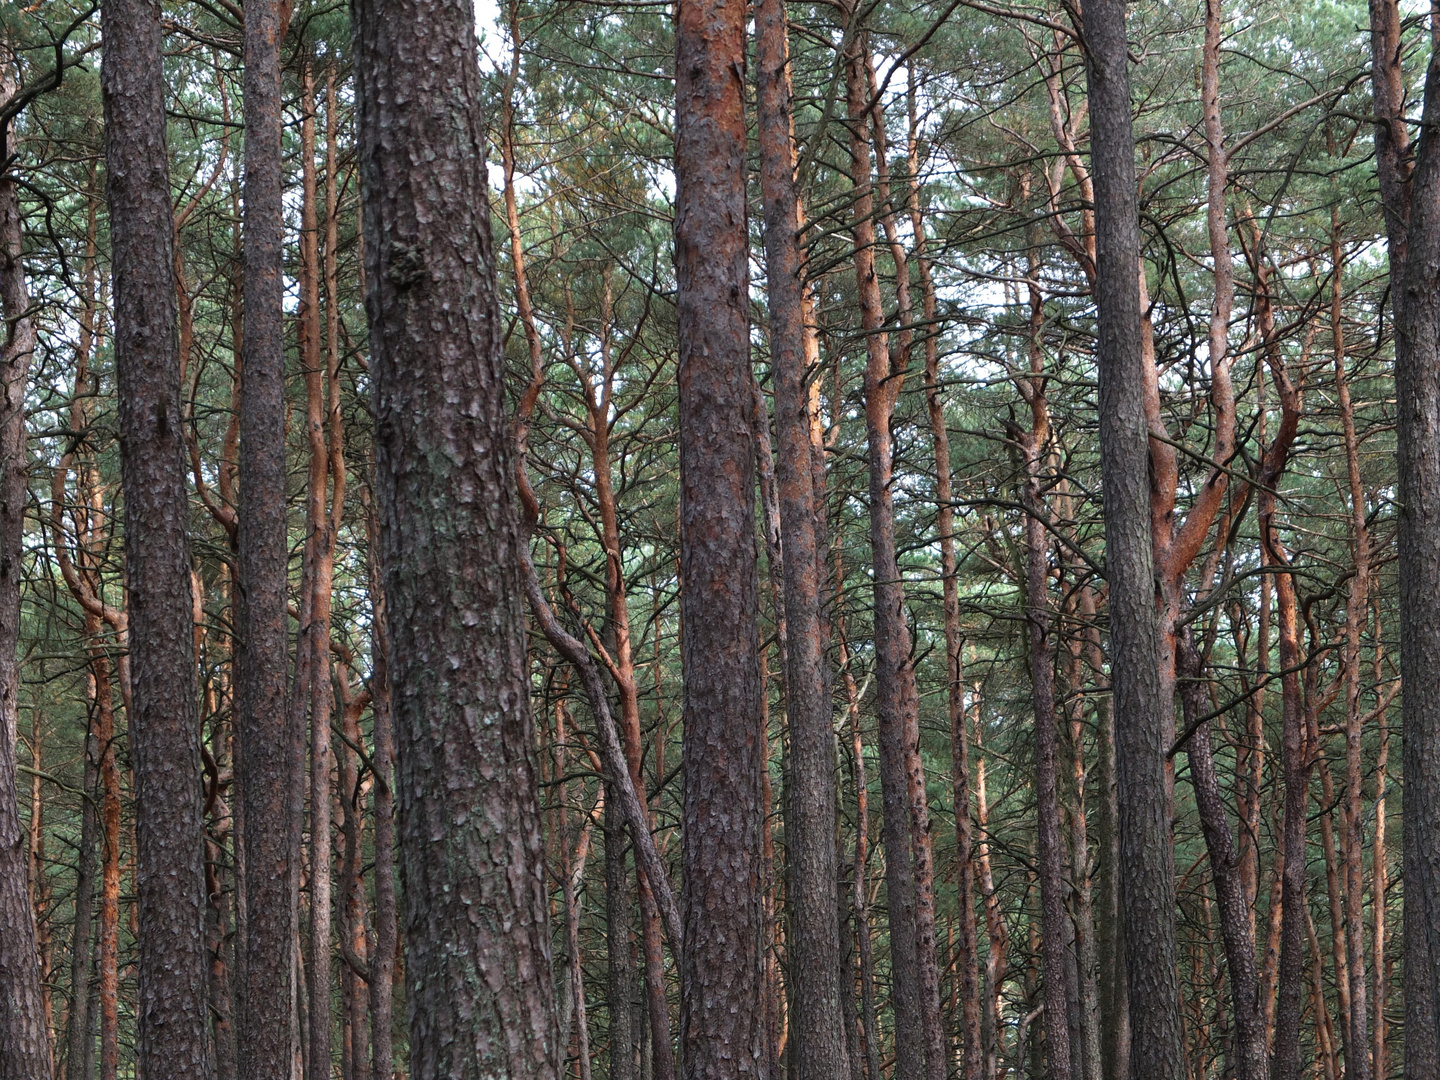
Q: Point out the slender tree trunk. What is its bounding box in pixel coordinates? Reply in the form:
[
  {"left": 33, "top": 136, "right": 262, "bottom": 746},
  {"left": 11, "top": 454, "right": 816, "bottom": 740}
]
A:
[
  {"left": 0, "top": 59, "right": 49, "bottom": 1080},
  {"left": 904, "top": 71, "right": 983, "bottom": 1080},
  {"left": 102, "top": 0, "right": 211, "bottom": 1074},
  {"left": 62, "top": 204, "right": 102, "bottom": 1080},
  {"left": 673, "top": 0, "right": 767, "bottom": 1071},
  {"left": 238, "top": 0, "right": 296, "bottom": 1072},
  {"left": 1373, "top": 633, "right": 1391, "bottom": 1080},
  {"left": 841, "top": 29, "right": 928, "bottom": 1080},
  {"left": 1269, "top": 533, "right": 1308, "bottom": 1080},
  {"left": 1331, "top": 210, "right": 1373, "bottom": 1080},
  {"left": 1017, "top": 419, "right": 1072, "bottom": 1080},
  {"left": 298, "top": 64, "right": 340, "bottom": 1080},
  {"left": 1177, "top": 630, "right": 1266, "bottom": 1080},
  {"left": 838, "top": 619, "right": 882, "bottom": 1080},
  {"left": 606, "top": 796, "right": 640, "bottom": 1080},
  {"left": 754, "top": 1, "right": 844, "bottom": 1076},
  {"left": 354, "top": 0, "right": 564, "bottom": 1068},
  {"left": 363, "top": 508, "right": 395, "bottom": 1080},
  {"left": 1080, "top": 4, "right": 1185, "bottom": 1077},
  {"left": 65, "top": 701, "right": 100, "bottom": 1080}
]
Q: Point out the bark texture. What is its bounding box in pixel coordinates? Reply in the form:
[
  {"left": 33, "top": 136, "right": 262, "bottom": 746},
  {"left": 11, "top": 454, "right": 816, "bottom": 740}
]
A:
[
  {"left": 0, "top": 59, "right": 49, "bottom": 1080},
  {"left": 1080, "top": 4, "right": 1186, "bottom": 1077},
  {"left": 101, "top": 0, "right": 212, "bottom": 1074},
  {"left": 842, "top": 28, "right": 928, "bottom": 1080},
  {"left": 673, "top": 0, "right": 767, "bottom": 1072},
  {"left": 354, "top": 0, "right": 562, "bottom": 1072},
  {"left": 237, "top": 0, "right": 295, "bottom": 1075},
  {"left": 754, "top": 0, "right": 845, "bottom": 1076},
  {"left": 1393, "top": 28, "right": 1440, "bottom": 1080}
]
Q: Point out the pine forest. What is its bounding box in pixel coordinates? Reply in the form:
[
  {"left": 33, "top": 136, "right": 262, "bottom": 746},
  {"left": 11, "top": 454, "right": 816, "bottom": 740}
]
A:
[{"left": 2, "top": 1, "right": 1440, "bottom": 1080}]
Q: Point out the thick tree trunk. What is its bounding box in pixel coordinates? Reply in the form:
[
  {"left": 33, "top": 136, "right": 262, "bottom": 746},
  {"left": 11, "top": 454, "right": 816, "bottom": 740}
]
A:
[
  {"left": 237, "top": 0, "right": 296, "bottom": 1073},
  {"left": 754, "top": 1, "right": 844, "bottom": 1076},
  {"left": 353, "top": 0, "right": 563, "bottom": 1069},
  {"left": 101, "top": 1, "right": 211, "bottom": 1075},
  {"left": 0, "top": 61, "right": 49, "bottom": 1080},
  {"left": 1393, "top": 29, "right": 1440, "bottom": 1080},
  {"left": 673, "top": 0, "right": 767, "bottom": 1073},
  {"left": 841, "top": 30, "right": 928, "bottom": 1080},
  {"left": 1079, "top": 4, "right": 1185, "bottom": 1078}
]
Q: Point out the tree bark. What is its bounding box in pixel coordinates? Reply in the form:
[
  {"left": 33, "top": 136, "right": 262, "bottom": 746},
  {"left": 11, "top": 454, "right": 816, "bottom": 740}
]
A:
[
  {"left": 353, "top": 0, "right": 564, "bottom": 1069},
  {"left": 673, "top": 0, "right": 768, "bottom": 1072},
  {"left": 0, "top": 58, "right": 49, "bottom": 1080},
  {"left": 1079, "top": 4, "right": 1185, "bottom": 1077},
  {"left": 362, "top": 506, "right": 395, "bottom": 1080},
  {"left": 1392, "top": 25, "right": 1440, "bottom": 1080},
  {"left": 101, "top": 0, "right": 212, "bottom": 1074},
  {"left": 237, "top": 0, "right": 297, "bottom": 1073},
  {"left": 1331, "top": 210, "right": 1372, "bottom": 1080},
  {"left": 754, "top": 1, "right": 844, "bottom": 1076},
  {"left": 841, "top": 29, "right": 928, "bottom": 1080},
  {"left": 1016, "top": 418, "right": 1072, "bottom": 1080}
]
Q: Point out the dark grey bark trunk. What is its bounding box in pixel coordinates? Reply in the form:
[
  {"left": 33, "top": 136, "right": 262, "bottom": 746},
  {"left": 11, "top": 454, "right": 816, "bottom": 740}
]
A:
[
  {"left": 0, "top": 62, "right": 49, "bottom": 1080},
  {"left": 351, "top": 0, "right": 557, "bottom": 1072},
  {"left": 354, "top": 0, "right": 562, "bottom": 1071},
  {"left": 673, "top": 0, "right": 768, "bottom": 1074},
  {"left": 754, "top": 0, "right": 844, "bottom": 1076},
  {"left": 1390, "top": 25, "right": 1440, "bottom": 1080},
  {"left": 606, "top": 797, "right": 640, "bottom": 1080},
  {"left": 101, "top": 0, "right": 212, "bottom": 1073},
  {"left": 237, "top": 0, "right": 296, "bottom": 1075},
  {"left": 1079, "top": 3, "right": 1186, "bottom": 1078}
]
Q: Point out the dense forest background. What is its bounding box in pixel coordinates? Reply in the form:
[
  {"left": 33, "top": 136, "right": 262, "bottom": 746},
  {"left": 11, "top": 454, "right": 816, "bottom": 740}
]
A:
[{"left": 0, "top": 0, "right": 1421, "bottom": 1078}]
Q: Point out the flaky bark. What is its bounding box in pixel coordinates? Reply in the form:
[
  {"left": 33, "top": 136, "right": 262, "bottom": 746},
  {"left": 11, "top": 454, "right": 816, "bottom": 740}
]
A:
[
  {"left": 754, "top": 0, "right": 844, "bottom": 1075},
  {"left": 0, "top": 59, "right": 48, "bottom": 1080},
  {"left": 673, "top": 0, "right": 768, "bottom": 1070},
  {"left": 101, "top": 1, "right": 212, "bottom": 1075},
  {"left": 237, "top": 0, "right": 295, "bottom": 1073},
  {"left": 1391, "top": 22, "right": 1440, "bottom": 1080},
  {"left": 1080, "top": 4, "right": 1186, "bottom": 1077},
  {"left": 354, "top": 0, "right": 563, "bottom": 1070}
]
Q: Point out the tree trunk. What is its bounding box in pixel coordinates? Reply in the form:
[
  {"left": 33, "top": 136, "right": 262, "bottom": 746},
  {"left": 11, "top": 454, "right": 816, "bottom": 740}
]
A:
[
  {"left": 754, "top": 1, "right": 844, "bottom": 1076},
  {"left": 0, "top": 59, "right": 50, "bottom": 1080},
  {"left": 606, "top": 797, "right": 640, "bottom": 1080},
  {"left": 841, "top": 28, "right": 928, "bottom": 1080},
  {"left": 1018, "top": 423, "right": 1073, "bottom": 1080},
  {"left": 101, "top": 0, "right": 212, "bottom": 1073},
  {"left": 237, "top": 0, "right": 297, "bottom": 1072},
  {"left": 1332, "top": 210, "right": 1372, "bottom": 1080},
  {"left": 673, "top": 0, "right": 767, "bottom": 1073},
  {"left": 62, "top": 202, "right": 102, "bottom": 1080},
  {"left": 363, "top": 507, "right": 395, "bottom": 1080},
  {"left": 1080, "top": 4, "right": 1185, "bottom": 1077},
  {"left": 353, "top": 0, "right": 563, "bottom": 1068},
  {"left": 1177, "top": 631, "right": 1266, "bottom": 1080}
]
